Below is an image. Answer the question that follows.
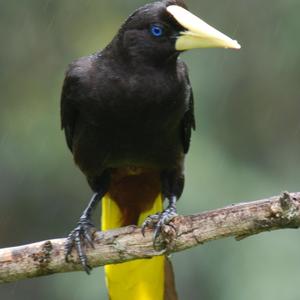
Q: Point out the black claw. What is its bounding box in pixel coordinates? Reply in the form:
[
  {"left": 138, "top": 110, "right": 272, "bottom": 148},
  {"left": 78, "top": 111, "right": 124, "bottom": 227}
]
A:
[
  {"left": 87, "top": 237, "right": 95, "bottom": 249},
  {"left": 64, "top": 218, "right": 96, "bottom": 274},
  {"left": 83, "top": 264, "right": 92, "bottom": 275},
  {"left": 141, "top": 206, "right": 178, "bottom": 244},
  {"left": 141, "top": 213, "right": 160, "bottom": 236},
  {"left": 141, "top": 225, "right": 147, "bottom": 237},
  {"left": 83, "top": 231, "right": 95, "bottom": 248},
  {"left": 154, "top": 223, "right": 162, "bottom": 241}
]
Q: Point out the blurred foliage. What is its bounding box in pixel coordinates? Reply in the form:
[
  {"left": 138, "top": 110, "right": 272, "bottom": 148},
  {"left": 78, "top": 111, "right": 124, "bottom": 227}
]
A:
[{"left": 0, "top": 0, "right": 300, "bottom": 299}]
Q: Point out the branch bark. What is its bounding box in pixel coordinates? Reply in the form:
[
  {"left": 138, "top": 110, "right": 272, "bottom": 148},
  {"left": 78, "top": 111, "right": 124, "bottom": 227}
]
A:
[{"left": 1, "top": 191, "right": 300, "bottom": 284}]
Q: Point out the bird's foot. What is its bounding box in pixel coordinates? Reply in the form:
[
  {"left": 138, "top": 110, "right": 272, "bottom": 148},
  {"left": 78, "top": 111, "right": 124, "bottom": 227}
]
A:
[
  {"left": 141, "top": 206, "right": 178, "bottom": 244},
  {"left": 65, "top": 217, "right": 96, "bottom": 274}
]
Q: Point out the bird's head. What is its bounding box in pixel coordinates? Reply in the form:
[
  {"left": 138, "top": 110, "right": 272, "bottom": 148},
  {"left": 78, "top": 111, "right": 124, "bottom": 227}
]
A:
[{"left": 111, "top": 0, "right": 240, "bottom": 65}]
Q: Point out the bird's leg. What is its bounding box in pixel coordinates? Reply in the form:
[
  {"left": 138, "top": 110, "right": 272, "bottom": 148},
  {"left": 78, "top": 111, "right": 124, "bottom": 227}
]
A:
[
  {"left": 142, "top": 170, "right": 183, "bottom": 243},
  {"left": 65, "top": 172, "right": 110, "bottom": 274},
  {"left": 65, "top": 192, "right": 103, "bottom": 273}
]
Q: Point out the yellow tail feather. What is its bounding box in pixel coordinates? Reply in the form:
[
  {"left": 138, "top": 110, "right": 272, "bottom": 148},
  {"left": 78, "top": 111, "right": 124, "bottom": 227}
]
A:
[{"left": 102, "top": 194, "right": 164, "bottom": 300}]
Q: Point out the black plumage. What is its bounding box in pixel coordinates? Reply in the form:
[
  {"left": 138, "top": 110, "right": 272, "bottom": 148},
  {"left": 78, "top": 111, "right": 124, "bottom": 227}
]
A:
[{"left": 61, "top": 0, "right": 195, "bottom": 272}]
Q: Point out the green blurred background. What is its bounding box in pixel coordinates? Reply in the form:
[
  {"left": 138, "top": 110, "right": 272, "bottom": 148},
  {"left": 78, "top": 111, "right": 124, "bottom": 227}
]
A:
[{"left": 1, "top": 0, "right": 300, "bottom": 299}]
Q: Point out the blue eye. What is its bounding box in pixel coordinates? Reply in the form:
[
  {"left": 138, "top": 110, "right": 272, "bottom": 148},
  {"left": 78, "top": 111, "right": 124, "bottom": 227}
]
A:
[{"left": 150, "top": 25, "right": 164, "bottom": 37}]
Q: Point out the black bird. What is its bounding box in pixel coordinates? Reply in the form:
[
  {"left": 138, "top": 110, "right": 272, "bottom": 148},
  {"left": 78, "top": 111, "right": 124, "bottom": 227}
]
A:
[{"left": 61, "top": 0, "right": 240, "bottom": 299}]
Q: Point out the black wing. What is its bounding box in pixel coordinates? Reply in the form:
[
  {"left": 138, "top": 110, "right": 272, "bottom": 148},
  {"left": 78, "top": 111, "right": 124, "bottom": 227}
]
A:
[
  {"left": 60, "top": 56, "right": 93, "bottom": 151},
  {"left": 61, "top": 72, "right": 78, "bottom": 151},
  {"left": 180, "top": 62, "right": 196, "bottom": 154}
]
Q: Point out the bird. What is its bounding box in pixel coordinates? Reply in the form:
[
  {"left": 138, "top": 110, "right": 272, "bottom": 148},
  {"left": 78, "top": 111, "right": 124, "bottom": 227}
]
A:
[{"left": 60, "top": 0, "right": 240, "bottom": 299}]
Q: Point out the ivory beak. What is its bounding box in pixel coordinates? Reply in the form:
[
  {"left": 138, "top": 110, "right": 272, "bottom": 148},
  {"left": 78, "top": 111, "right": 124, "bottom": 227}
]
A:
[{"left": 167, "top": 5, "right": 241, "bottom": 50}]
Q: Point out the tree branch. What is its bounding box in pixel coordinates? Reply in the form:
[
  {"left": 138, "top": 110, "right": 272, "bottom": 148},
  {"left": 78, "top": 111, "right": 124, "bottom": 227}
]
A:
[{"left": 1, "top": 191, "right": 300, "bottom": 284}]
